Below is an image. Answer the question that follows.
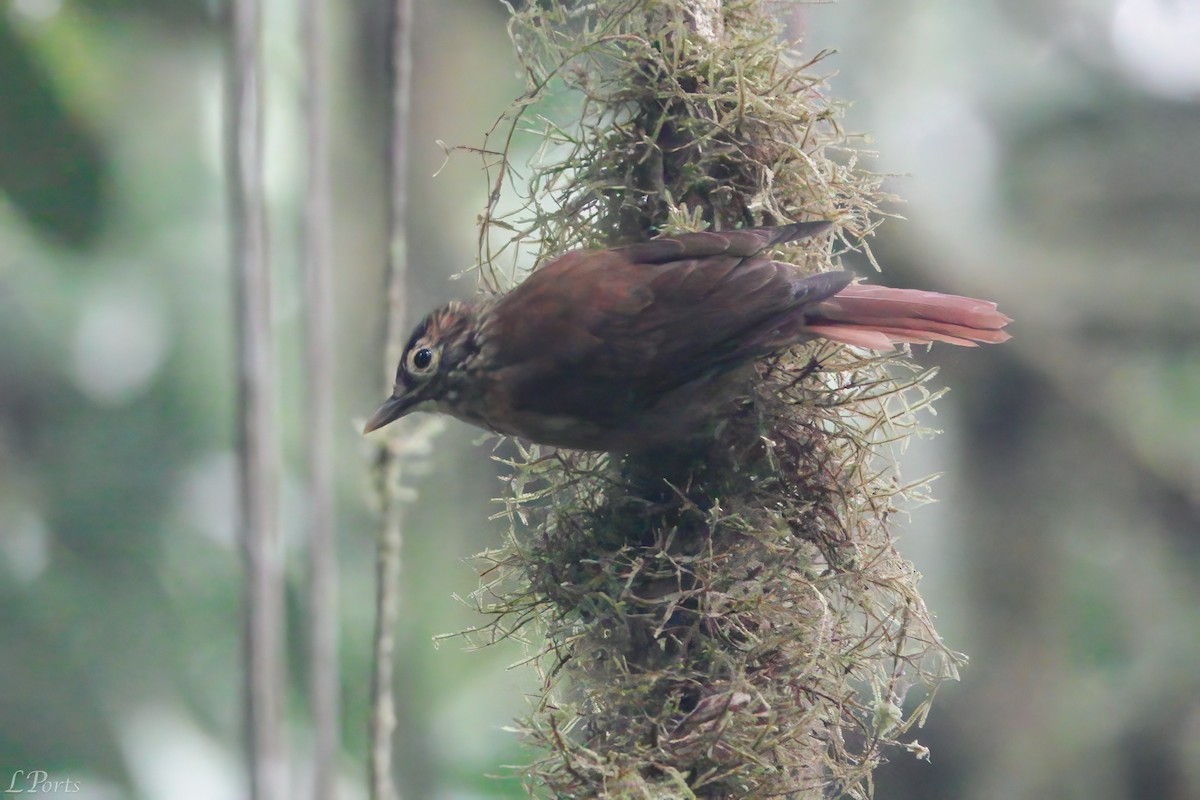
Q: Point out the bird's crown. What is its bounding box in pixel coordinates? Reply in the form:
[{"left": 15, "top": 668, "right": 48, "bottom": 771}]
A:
[{"left": 394, "top": 300, "right": 481, "bottom": 392}]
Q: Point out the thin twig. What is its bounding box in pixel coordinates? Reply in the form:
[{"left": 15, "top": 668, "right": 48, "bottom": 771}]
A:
[
  {"left": 300, "top": 0, "right": 340, "bottom": 796},
  {"left": 227, "top": 0, "right": 286, "bottom": 797},
  {"left": 368, "top": 1, "right": 414, "bottom": 799}
]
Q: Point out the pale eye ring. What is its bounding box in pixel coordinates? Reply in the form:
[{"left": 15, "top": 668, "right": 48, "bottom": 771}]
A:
[{"left": 407, "top": 346, "right": 438, "bottom": 375}]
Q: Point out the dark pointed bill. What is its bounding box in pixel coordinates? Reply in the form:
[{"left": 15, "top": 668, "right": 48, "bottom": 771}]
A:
[{"left": 362, "top": 393, "right": 416, "bottom": 434}]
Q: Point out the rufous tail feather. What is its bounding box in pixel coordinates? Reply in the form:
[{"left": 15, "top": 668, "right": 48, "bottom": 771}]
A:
[{"left": 807, "top": 285, "right": 1012, "bottom": 349}]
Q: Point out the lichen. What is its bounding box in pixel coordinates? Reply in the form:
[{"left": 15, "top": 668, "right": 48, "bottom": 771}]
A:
[{"left": 447, "top": 2, "right": 964, "bottom": 797}]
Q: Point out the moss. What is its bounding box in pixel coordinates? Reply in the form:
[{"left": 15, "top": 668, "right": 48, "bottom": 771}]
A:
[{"left": 449, "top": 1, "right": 963, "bottom": 796}]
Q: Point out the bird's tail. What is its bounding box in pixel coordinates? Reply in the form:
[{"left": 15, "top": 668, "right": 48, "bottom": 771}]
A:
[{"left": 804, "top": 284, "right": 1012, "bottom": 348}]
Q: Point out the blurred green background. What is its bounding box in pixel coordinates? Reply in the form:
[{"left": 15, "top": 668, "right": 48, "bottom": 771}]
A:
[{"left": 0, "top": 1, "right": 1197, "bottom": 798}]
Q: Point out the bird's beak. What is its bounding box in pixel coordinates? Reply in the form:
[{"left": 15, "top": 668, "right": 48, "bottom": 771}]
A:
[{"left": 362, "top": 392, "right": 418, "bottom": 434}]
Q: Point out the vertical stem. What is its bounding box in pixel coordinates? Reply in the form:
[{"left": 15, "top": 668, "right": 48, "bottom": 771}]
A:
[
  {"left": 300, "top": 0, "right": 340, "bottom": 796},
  {"left": 368, "top": 1, "right": 414, "bottom": 799},
  {"left": 384, "top": 0, "right": 414, "bottom": 382},
  {"left": 228, "top": 0, "right": 286, "bottom": 797}
]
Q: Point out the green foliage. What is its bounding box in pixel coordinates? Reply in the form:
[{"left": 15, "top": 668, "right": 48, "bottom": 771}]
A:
[
  {"left": 0, "top": 14, "right": 107, "bottom": 248},
  {"left": 448, "top": 1, "right": 962, "bottom": 796}
]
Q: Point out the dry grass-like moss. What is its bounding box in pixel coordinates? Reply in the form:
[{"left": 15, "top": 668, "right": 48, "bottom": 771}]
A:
[{"left": 447, "top": 1, "right": 965, "bottom": 796}]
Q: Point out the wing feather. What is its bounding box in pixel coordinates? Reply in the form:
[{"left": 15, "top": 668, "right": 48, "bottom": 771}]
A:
[{"left": 486, "top": 234, "right": 844, "bottom": 421}]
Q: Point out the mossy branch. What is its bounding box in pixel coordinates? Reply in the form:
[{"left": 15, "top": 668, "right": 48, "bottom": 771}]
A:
[{"left": 448, "top": 1, "right": 964, "bottom": 796}]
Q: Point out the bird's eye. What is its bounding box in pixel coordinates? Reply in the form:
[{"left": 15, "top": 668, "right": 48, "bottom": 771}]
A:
[{"left": 407, "top": 346, "right": 438, "bottom": 375}]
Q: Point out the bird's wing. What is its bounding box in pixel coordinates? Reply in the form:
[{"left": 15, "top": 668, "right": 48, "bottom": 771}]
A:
[{"left": 485, "top": 232, "right": 846, "bottom": 421}]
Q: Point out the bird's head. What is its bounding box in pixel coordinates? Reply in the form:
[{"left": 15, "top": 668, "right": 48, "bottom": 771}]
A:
[{"left": 363, "top": 301, "right": 482, "bottom": 434}]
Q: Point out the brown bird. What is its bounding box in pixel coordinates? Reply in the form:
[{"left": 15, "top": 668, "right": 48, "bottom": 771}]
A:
[{"left": 364, "top": 222, "right": 1010, "bottom": 452}]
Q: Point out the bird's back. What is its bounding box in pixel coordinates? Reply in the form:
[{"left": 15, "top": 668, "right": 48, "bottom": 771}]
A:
[{"left": 481, "top": 225, "right": 847, "bottom": 430}]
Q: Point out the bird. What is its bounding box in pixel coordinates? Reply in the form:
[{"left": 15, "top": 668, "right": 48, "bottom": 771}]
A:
[{"left": 363, "top": 221, "right": 1011, "bottom": 452}]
